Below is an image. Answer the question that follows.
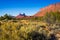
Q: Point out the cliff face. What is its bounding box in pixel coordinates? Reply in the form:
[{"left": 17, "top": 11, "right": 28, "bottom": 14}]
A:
[{"left": 34, "top": 3, "right": 60, "bottom": 17}]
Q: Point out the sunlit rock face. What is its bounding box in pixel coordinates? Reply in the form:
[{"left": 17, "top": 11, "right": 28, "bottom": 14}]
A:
[{"left": 34, "top": 2, "right": 60, "bottom": 17}]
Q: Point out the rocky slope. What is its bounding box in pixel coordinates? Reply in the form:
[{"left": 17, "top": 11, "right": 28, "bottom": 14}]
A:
[{"left": 34, "top": 3, "right": 60, "bottom": 17}]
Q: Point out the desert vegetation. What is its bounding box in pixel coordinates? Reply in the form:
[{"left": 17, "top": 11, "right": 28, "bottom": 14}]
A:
[{"left": 0, "top": 11, "right": 60, "bottom": 40}]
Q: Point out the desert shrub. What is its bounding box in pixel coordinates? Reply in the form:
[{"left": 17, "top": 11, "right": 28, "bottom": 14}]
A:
[
  {"left": 44, "top": 11, "right": 60, "bottom": 25},
  {"left": 48, "top": 34, "right": 57, "bottom": 40},
  {"left": 27, "top": 31, "right": 47, "bottom": 40},
  {"left": 0, "top": 18, "right": 59, "bottom": 40}
]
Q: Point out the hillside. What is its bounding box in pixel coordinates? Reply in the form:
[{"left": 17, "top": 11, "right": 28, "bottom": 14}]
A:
[{"left": 34, "top": 3, "right": 60, "bottom": 17}]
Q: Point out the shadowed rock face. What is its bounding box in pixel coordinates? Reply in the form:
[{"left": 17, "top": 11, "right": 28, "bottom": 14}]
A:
[
  {"left": 16, "top": 13, "right": 26, "bottom": 18},
  {"left": 34, "top": 3, "right": 60, "bottom": 17}
]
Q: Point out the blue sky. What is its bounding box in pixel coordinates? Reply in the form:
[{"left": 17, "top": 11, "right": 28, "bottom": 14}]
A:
[{"left": 0, "top": 0, "right": 60, "bottom": 16}]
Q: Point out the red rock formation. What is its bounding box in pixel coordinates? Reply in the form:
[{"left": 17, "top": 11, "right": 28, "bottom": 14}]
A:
[
  {"left": 34, "top": 2, "right": 60, "bottom": 17},
  {"left": 16, "top": 13, "right": 26, "bottom": 18},
  {"left": 16, "top": 13, "right": 34, "bottom": 19}
]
